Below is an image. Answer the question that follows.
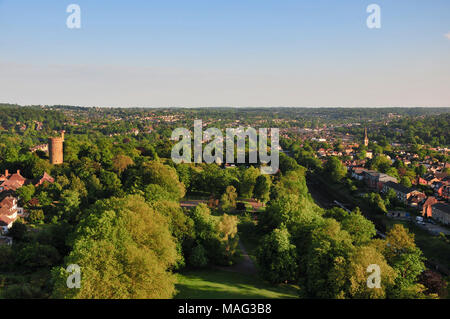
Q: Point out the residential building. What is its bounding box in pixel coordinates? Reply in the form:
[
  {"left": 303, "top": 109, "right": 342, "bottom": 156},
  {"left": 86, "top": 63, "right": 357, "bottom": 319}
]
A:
[
  {"left": 0, "top": 170, "right": 27, "bottom": 192},
  {"left": 364, "top": 171, "right": 398, "bottom": 191},
  {"left": 431, "top": 203, "right": 450, "bottom": 225},
  {"left": 382, "top": 181, "right": 414, "bottom": 204},
  {"left": 422, "top": 196, "right": 438, "bottom": 218},
  {"left": 0, "top": 196, "right": 20, "bottom": 234},
  {"left": 350, "top": 167, "right": 368, "bottom": 181}
]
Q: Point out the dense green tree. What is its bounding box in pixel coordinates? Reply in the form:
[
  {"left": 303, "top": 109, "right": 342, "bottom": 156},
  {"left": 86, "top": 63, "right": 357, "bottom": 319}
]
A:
[
  {"left": 256, "top": 226, "right": 298, "bottom": 284},
  {"left": 383, "top": 224, "right": 426, "bottom": 292},
  {"left": 364, "top": 193, "right": 387, "bottom": 214},
  {"left": 17, "top": 243, "right": 61, "bottom": 270},
  {"left": 140, "top": 161, "right": 186, "bottom": 200},
  {"left": 112, "top": 154, "right": 134, "bottom": 175},
  {"left": 52, "top": 195, "right": 180, "bottom": 299},
  {"left": 216, "top": 214, "right": 239, "bottom": 265},
  {"left": 220, "top": 185, "right": 238, "bottom": 212},
  {"left": 415, "top": 165, "right": 427, "bottom": 177},
  {"left": 99, "top": 170, "right": 123, "bottom": 197},
  {"left": 16, "top": 184, "right": 35, "bottom": 205},
  {"left": 28, "top": 209, "right": 45, "bottom": 224},
  {"left": 305, "top": 219, "right": 355, "bottom": 298},
  {"left": 329, "top": 245, "right": 396, "bottom": 299},
  {"left": 370, "top": 155, "right": 392, "bottom": 173},
  {"left": 400, "top": 176, "right": 412, "bottom": 188},
  {"left": 279, "top": 153, "right": 300, "bottom": 173},
  {"left": 189, "top": 244, "right": 208, "bottom": 268},
  {"left": 239, "top": 166, "right": 260, "bottom": 198},
  {"left": 8, "top": 220, "right": 27, "bottom": 241},
  {"left": 253, "top": 175, "right": 271, "bottom": 204},
  {"left": 324, "top": 156, "right": 347, "bottom": 183},
  {"left": 340, "top": 209, "right": 376, "bottom": 246}
]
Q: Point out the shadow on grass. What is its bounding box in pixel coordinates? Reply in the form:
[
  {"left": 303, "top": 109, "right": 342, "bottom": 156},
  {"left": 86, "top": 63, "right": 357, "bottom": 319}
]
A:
[{"left": 175, "top": 270, "right": 300, "bottom": 299}]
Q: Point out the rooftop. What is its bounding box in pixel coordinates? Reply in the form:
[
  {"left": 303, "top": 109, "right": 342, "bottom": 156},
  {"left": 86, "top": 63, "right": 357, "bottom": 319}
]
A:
[
  {"left": 384, "top": 181, "right": 414, "bottom": 194},
  {"left": 433, "top": 203, "right": 450, "bottom": 215}
]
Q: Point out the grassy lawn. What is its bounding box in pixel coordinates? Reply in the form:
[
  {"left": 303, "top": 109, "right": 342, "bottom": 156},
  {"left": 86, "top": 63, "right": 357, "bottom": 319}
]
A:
[
  {"left": 175, "top": 269, "right": 300, "bottom": 299},
  {"left": 175, "top": 207, "right": 301, "bottom": 299}
]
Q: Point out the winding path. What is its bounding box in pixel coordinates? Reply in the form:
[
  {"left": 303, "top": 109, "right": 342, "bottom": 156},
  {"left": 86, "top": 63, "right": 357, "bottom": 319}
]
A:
[{"left": 215, "top": 241, "right": 256, "bottom": 275}]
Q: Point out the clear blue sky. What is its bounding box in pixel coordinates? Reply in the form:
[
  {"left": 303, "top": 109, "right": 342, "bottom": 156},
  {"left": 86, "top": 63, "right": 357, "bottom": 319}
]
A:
[{"left": 0, "top": 0, "right": 449, "bottom": 107}]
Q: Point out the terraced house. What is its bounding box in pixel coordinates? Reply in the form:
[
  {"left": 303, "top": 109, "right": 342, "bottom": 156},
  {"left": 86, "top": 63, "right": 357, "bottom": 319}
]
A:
[
  {"left": 0, "top": 196, "right": 21, "bottom": 234},
  {"left": 0, "top": 169, "right": 54, "bottom": 235},
  {"left": 431, "top": 203, "right": 450, "bottom": 226}
]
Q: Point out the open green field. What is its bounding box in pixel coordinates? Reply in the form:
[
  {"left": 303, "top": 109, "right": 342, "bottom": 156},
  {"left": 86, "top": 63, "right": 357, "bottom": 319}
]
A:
[{"left": 175, "top": 269, "right": 300, "bottom": 299}]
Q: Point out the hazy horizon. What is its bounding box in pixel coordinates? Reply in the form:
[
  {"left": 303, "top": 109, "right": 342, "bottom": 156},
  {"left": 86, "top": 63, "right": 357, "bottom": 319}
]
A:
[{"left": 3, "top": 103, "right": 450, "bottom": 109}]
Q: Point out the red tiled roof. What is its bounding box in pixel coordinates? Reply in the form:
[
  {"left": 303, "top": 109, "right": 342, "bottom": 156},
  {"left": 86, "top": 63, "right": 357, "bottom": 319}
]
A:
[
  {"left": 0, "top": 196, "right": 18, "bottom": 227},
  {"left": 35, "top": 172, "right": 55, "bottom": 186},
  {"left": 0, "top": 215, "right": 14, "bottom": 226}
]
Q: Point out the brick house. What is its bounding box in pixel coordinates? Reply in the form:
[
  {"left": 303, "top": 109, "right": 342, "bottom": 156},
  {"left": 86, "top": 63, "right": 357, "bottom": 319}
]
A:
[
  {"left": 414, "top": 176, "right": 428, "bottom": 186},
  {"left": 431, "top": 203, "right": 450, "bottom": 225},
  {"left": 422, "top": 196, "right": 438, "bottom": 217},
  {"left": 0, "top": 196, "right": 20, "bottom": 234},
  {"left": 0, "top": 169, "right": 54, "bottom": 232},
  {"left": 364, "top": 171, "right": 398, "bottom": 191},
  {"left": 0, "top": 170, "right": 27, "bottom": 192},
  {"left": 34, "top": 172, "right": 55, "bottom": 186},
  {"left": 382, "top": 181, "right": 414, "bottom": 204},
  {"left": 0, "top": 170, "right": 54, "bottom": 192}
]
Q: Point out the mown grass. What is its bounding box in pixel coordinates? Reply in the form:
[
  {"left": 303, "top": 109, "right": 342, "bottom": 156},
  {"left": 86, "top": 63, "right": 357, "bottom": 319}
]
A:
[
  {"left": 175, "top": 269, "right": 300, "bottom": 299},
  {"left": 175, "top": 208, "right": 300, "bottom": 299}
]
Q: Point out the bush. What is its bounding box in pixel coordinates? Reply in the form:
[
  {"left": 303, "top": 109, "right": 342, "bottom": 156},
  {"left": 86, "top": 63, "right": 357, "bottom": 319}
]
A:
[
  {"left": 0, "top": 245, "right": 15, "bottom": 271},
  {"left": 28, "top": 209, "right": 45, "bottom": 224},
  {"left": 2, "top": 283, "right": 45, "bottom": 299},
  {"left": 189, "top": 244, "right": 208, "bottom": 268},
  {"left": 16, "top": 243, "right": 61, "bottom": 270},
  {"left": 7, "top": 220, "right": 27, "bottom": 240}
]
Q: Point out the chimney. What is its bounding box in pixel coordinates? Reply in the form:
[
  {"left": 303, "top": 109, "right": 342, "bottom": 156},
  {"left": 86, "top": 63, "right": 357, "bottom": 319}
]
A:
[
  {"left": 5, "top": 170, "right": 8, "bottom": 176},
  {"left": 61, "top": 130, "right": 65, "bottom": 141},
  {"left": 16, "top": 170, "right": 20, "bottom": 175}
]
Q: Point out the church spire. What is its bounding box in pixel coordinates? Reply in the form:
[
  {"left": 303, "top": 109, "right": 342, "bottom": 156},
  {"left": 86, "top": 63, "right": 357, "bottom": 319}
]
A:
[{"left": 364, "top": 127, "right": 369, "bottom": 147}]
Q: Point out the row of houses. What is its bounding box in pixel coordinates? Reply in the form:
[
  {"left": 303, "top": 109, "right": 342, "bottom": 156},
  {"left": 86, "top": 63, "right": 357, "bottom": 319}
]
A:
[
  {"left": 349, "top": 166, "right": 450, "bottom": 226},
  {"left": 415, "top": 173, "right": 450, "bottom": 201},
  {"left": 0, "top": 196, "right": 23, "bottom": 233},
  {"left": 0, "top": 169, "right": 54, "bottom": 236}
]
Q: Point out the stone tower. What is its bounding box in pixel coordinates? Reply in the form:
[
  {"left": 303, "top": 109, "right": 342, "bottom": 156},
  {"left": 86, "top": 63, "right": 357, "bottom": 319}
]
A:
[
  {"left": 49, "top": 131, "right": 65, "bottom": 165},
  {"left": 364, "top": 127, "right": 369, "bottom": 147}
]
